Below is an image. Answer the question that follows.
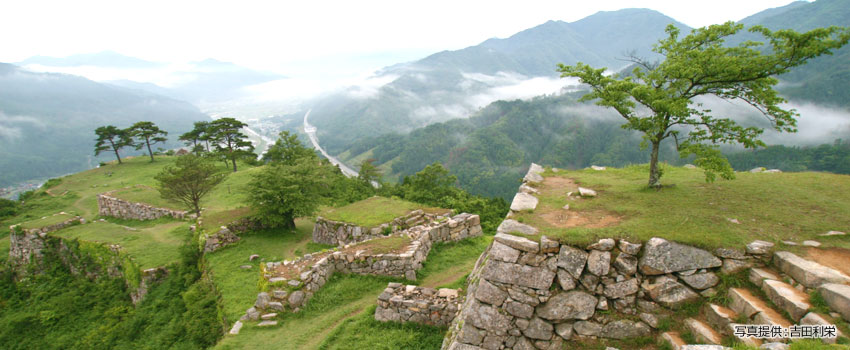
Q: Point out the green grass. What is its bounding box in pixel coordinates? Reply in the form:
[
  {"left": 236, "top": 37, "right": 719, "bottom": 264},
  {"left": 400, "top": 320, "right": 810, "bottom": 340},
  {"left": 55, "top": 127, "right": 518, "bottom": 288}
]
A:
[
  {"left": 417, "top": 235, "right": 492, "bottom": 289},
  {"left": 510, "top": 164, "right": 850, "bottom": 250},
  {"left": 109, "top": 185, "right": 182, "bottom": 210},
  {"left": 200, "top": 207, "right": 255, "bottom": 232},
  {"left": 205, "top": 219, "right": 332, "bottom": 323},
  {"left": 318, "top": 196, "right": 441, "bottom": 227},
  {"left": 354, "top": 235, "right": 412, "bottom": 254},
  {"left": 18, "top": 213, "right": 76, "bottom": 230},
  {"left": 318, "top": 305, "right": 445, "bottom": 350},
  {"left": 50, "top": 220, "right": 188, "bottom": 269}
]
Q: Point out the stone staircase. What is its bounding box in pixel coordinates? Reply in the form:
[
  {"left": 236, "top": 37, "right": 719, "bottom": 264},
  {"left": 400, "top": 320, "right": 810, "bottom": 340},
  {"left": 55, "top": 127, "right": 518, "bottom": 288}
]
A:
[{"left": 663, "top": 250, "right": 850, "bottom": 349}]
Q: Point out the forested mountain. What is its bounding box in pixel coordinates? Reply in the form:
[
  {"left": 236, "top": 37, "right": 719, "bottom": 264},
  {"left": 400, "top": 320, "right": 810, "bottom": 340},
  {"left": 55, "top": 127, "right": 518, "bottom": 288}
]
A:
[
  {"left": 306, "top": 9, "right": 691, "bottom": 154},
  {"left": 0, "top": 63, "right": 208, "bottom": 187}
]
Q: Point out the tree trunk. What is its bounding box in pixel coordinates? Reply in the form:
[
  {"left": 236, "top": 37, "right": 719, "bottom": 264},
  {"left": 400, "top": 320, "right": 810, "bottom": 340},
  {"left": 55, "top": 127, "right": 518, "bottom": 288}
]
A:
[
  {"left": 285, "top": 217, "right": 296, "bottom": 230},
  {"left": 145, "top": 136, "right": 154, "bottom": 162},
  {"left": 231, "top": 152, "right": 238, "bottom": 172},
  {"left": 648, "top": 140, "right": 661, "bottom": 187},
  {"left": 109, "top": 139, "right": 122, "bottom": 164}
]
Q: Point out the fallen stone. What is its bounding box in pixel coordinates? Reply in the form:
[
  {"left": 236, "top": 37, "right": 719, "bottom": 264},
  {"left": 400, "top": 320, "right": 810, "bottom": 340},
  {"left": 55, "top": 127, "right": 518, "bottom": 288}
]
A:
[
  {"left": 684, "top": 164, "right": 697, "bottom": 169},
  {"left": 489, "top": 241, "right": 521, "bottom": 263},
  {"left": 727, "top": 218, "right": 740, "bottom": 224},
  {"left": 746, "top": 240, "right": 774, "bottom": 255},
  {"left": 591, "top": 165, "right": 606, "bottom": 171},
  {"left": 497, "top": 219, "right": 539, "bottom": 236},
  {"left": 537, "top": 291, "right": 597, "bottom": 322},
  {"left": 679, "top": 272, "right": 719, "bottom": 290},
  {"left": 261, "top": 313, "right": 277, "bottom": 320},
  {"left": 764, "top": 169, "right": 782, "bottom": 173},
  {"left": 240, "top": 265, "right": 252, "bottom": 269},
  {"left": 586, "top": 250, "right": 611, "bottom": 276},
  {"left": 640, "top": 237, "right": 721, "bottom": 275},
  {"left": 602, "top": 320, "right": 651, "bottom": 339},
  {"left": 578, "top": 187, "right": 597, "bottom": 197},
  {"left": 801, "top": 240, "right": 821, "bottom": 247},
  {"left": 647, "top": 277, "right": 700, "bottom": 309},
  {"left": 249, "top": 254, "right": 260, "bottom": 261},
  {"left": 618, "top": 240, "right": 642, "bottom": 255},
  {"left": 257, "top": 320, "right": 278, "bottom": 327},
  {"left": 229, "top": 320, "right": 243, "bottom": 335},
  {"left": 587, "top": 238, "right": 615, "bottom": 251},
  {"left": 573, "top": 321, "right": 602, "bottom": 337},
  {"left": 685, "top": 318, "right": 722, "bottom": 344},
  {"left": 774, "top": 251, "right": 850, "bottom": 287},
  {"left": 494, "top": 233, "right": 539, "bottom": 253},
  {"left": 781, "top": 240, "right": 797, "bottom": 246},
  {"left": 557, "top": 245, "right": 588, "bottom": 279},
  {"left": 750, "top": 167, "right": 765, "bottom": 173},
  {"left": 818, "top": 283, "right": 850, "bottom": 321},
  {"left": 820, "top": 231, "right": 846, "bottom": 236},
  {"left": 510, "top": 193, "right": 539, "bottom": 211},
  {"left": 762, "top": 279, "right": 811, "bottom": 321}
]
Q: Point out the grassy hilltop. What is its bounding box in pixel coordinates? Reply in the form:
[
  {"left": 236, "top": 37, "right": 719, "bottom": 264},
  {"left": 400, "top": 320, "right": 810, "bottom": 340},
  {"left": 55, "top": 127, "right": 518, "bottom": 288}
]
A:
[{"left": 1, "top": 157, "right": 849, "bottom": 349}]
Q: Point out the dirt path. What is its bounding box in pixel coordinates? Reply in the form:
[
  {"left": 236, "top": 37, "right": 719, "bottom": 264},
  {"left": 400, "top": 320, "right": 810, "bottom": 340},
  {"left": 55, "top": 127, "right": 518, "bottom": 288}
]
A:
[
  {"left": 298, "top": 301, "right": 370, "bottom": 350},
  {"left": 422, "top": 266, "right": 470, "bottom": 289},
  {"left": 805, "top": 247, "right": 850, "bottom": 277}
]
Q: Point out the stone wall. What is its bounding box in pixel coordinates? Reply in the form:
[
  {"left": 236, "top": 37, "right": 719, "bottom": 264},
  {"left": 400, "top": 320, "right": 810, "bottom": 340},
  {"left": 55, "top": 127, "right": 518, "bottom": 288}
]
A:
[
  {"left": 312, "top": 209, "right": 450, "bottom": 246},
  {"left": 375, "top": 283, "right": 462, "bottom": 327},
  {"left": 441, "top": 234, "right": 767, "bottom": 350},
  {"left": 97, "top": 192, "right": 188, "bottom": 220},
  {"left": 239, "top": 213, "right": 483, "bottom": 324}
]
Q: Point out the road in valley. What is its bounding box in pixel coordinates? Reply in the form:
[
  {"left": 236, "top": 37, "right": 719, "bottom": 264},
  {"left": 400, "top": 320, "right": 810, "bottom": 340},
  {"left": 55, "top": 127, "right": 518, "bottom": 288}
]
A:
[{"left": 303, "top": 109, "right": 360, "bottom": 178}]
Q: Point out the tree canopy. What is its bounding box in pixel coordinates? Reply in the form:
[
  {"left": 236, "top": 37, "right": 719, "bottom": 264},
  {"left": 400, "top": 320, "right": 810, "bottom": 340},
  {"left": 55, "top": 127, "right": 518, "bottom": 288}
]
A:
[
  {"left": 246, "top": 158, "right": 332, "bottom": 229},
  {"left": 179, "top": 121, "right": 211, "bottom": 155},
  {"left": 208, "top": 118, "right": 253, "bottom": 172},
  {"left": 128, "top": 121, "right": 168, "bottom": 162},
  {"left": 154, "top": 154, "right": 227, "bottom": 214},
  {"left": 262, "top": 131, "right": 317, "bottom": 165},
  {"left": 558, "top": 22, "right": 850, "bottom": 186},
  {"left": 94, "top": 125, "right": 132, "bottom": 164}
]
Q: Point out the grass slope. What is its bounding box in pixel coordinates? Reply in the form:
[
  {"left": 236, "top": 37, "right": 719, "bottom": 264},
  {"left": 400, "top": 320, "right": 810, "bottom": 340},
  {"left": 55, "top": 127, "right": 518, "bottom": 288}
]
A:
[
  {"left": 511, "top": 165, "right": 850, "bottom": 250},
  {"left": 318, "top": 196, "right": 440, "bottom": 227}
]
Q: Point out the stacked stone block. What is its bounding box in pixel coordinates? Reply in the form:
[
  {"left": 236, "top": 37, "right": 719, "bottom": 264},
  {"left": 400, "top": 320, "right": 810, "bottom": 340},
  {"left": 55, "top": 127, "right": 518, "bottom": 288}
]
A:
[
  {"left": 97, "top": 192, "right": 187, "bottom": 220},
  {"left": 312, "top": 209, "right": 450, "bottom": 246},
  {"left": 375, "top": 283, "right": 462, "bottom": 326}
]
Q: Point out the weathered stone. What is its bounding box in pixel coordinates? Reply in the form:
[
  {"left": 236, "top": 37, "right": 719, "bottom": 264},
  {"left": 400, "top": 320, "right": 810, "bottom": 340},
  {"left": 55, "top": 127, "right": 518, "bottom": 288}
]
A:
[
  {"left": 555, "top": 323, "right": 573, "bottom": 340},
  {"left": 597, "top": 297, "right": 608, "bottom": 310},
  {"left": 239, "top": 265, "right": 252, "bottom": 269},
  {"left": 518, "top": 252, "right": 546, "bottom": 266},
  {"left": 257, "top": 320, "right": 278, "bottom": 327},
  {"left": 647, "top": 277, "right": 700, "bottom": 309},
  {"left": 587, "top": 238, "right": 615, "bottom": 251},
  {"left": 613, "top": 253, "right": 638, "bottom": 275},
  {"left": 519, "top": 184, "right": 539, "bottom": 194},
  {"left": 536, "top": 291, "right": 597, "bottom": 322},
  {"left": 505, "top": 300, "right": 534, "bottom": 319},
  {"left": 661, "top": 332, "right": 687, "bottom": 350},
  {"left": 288, "top": 291, "right": 305, "bottom": 308},
  {"left": 475, "top": 279, "right": 508, "bottom": 306},
  {"left": 540, "top": 236, "right": 559, "bottom": 253},
  {"left": 721, "top": 259, "right": 753, "bottom": 274},
  {"left": 249, "top": 254, "right": 260, "bottom": 261},
  {"left": 523, "top": 317, "right": 554, "bottom": 340},
  {"left": 800, "top": 312, "right": 844, "bottom": 342},
  {"left": 586, "top": 250, "right": 611, "bottom": 276},
  {"left": 746, "top": 240, "right": 774, "bottom": 255},
  {"left": 240, "top": 307, "right": 259, "bottom": 321},
  {"left": 497, "top": 219, "right": 539, "bottom": 236},
  {"left": 679, "top": 272, "right": 719, "bottom": 290},
  {"left": 510, "top": 193, "right": 539, "bottom": 212},
  {"left": 557, "top": 269, "right": 576, "bottom": 291},
  {"left": 229, "top": 320, "right": 243, "bottom": 335},
  {"left": 573, "top": 321, "right": 602, "bottom": 336},
  {"left": 490, "top": 241, "right": 521, "bottom": 263},
  {"left": 557, "top": 245, "right": 588, "bottom": 279},
  {"left": 760, "top": 343, "right": 789, "bottom": 350},
  {"left": 465, "top": 301, "right": 512, "bottom": 332},
  {"left": 580, "top": 273, "right": 599, "bottom": 291},
  {"left": 713, "top": 248, "right": 746, "bottom": 260},
  {"left": 618, "top": 240, "right": 642, "bottom": 255},
  {"left": 818, "top": 283, "right": 850, "bottom": 321},
  {"left": 268, "top": 301, "right": 284, "bottom": 311},
  {"left": 602, "top": 320, "right": 651, "bottom": 339},
  {"left": 774, "top": 251, "right": 850, "bottom": 287},
  {"left": 494, "top": 233, "right": 539, "bottom": 253},
  {"left": 728, "top": 288, "right": 769, "bottom": 318},
  {"left": 482, "top": 260, "right": 555, "bottom": 290},
  {"left": 261, "top": 313, "right": 277, "bottom": 320},
  {"left": 457, "top": 324, "right": 484, "bottom": 346},
  {"left": 508, "top": 288, "right": 540, "bottom": 306},
  {"left": 748, "top": 268, "right": 781, "bottom": 288},
  {"left": 255, "top": 292, "right": 270, "bottom": 309},
  {"left": 685, "top": 318, "right": 722, "bottom": 345},
  {"left": 820, "top": 230, "right": 846, "bottom": 236},
  {"left": 577, "top": 187, "right": 597, "bottom": 197},
  {"left": 704, "top": 304, "right": 737, "bottom": 335},
  {"left": 762, "top": 279, "right": 811, "bottom": 321},
  {"left": 273, "top": 290, "right": 288, "bottom": 299},
  {"left": 639, "top": 237, "right": 722, "bottom": 275},
  {"left": 604, "top": 278, "right": 639, "bottom": 299},
  {"left": 639, "top": 313, "right": 659, "bottom": 328}
]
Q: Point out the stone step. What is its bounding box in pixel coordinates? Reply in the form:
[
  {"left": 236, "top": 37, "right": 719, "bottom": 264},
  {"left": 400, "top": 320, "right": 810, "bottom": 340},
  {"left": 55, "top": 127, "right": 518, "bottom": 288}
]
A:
[
  {"left": 800, "top": 312, "right": 844, "bottom": 344},
  {"left": 773, "top": 251, "right": 850, "bottom": 288},
  {"left": 728, "top": 288, "right": 792, "bottom": 328},
  {"left": 748, "top": 267, "right": 782, "bottom": 288},
  {"left": 685, "top": 318, "right": 723, "bottom": 345},
  {"left": 761, "top": 279, "right": 811, "bottom": 321},
  {"left": 661, "top": 331, "right": 688, "bottom": 350},
  {"left": 704, "top": 304, "right": 738, "bottom": 336},
  {"left": 818, "top": 283, "right": 850, "bottom": 322}
]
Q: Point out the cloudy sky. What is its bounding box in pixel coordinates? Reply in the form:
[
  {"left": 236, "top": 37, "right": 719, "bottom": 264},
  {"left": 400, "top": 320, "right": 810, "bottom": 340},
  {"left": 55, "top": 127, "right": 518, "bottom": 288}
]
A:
[{"left": 1, "top": 0, "right": 802, "bottom": 76}]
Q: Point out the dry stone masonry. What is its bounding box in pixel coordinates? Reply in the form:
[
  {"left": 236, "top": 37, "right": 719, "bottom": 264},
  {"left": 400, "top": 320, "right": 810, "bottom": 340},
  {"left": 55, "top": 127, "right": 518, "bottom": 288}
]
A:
[
  {"left": 98, "top": 191, "right": 188, "bottom": 220},
  {"left": 237, "top": 213, "right": 483, "bottom": 327},
  {"left": 374, "top": 283, "right": 462, "bottom": 326},
  {"left": 312, "top": 209, "right": 450, "bottom": 246}
]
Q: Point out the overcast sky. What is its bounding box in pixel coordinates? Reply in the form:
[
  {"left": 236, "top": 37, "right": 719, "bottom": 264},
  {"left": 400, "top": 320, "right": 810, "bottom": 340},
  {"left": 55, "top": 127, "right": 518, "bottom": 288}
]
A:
[{"left": 1, "top": 0, "right": 802, "bottom": 76}]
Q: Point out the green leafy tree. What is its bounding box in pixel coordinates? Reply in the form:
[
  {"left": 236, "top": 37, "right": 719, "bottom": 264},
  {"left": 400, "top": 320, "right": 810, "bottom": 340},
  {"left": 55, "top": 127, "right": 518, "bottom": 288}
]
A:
[
  {"left": 246, "top": 158, "right": 330, "bottom": 229},
  {"left": 558, "top": 22, "right": 850, "bottom": 187},
  {"left": 401, "top": 162, "right": 458, "bottom": 204},
  {"left": 209, "top": 118, "right": 254, "bottom": 172},
  {"left": 358, "top": 158, "right": 382, "bottom": 185},
  {"left": 94, "top": 125, "right": 133, "bottom": 164},
  {"left": 154, "top": 155, "right": 227, "bottom": 214},
  {"left": 179, "top": 121, "right": 210, "bottom": 155},
  {"left": 0, "top": 197, "right": 17, "bottom": 218},
  {"left": 128, "top": 121, "right": 168, "bottom": 162},
  {"left": 262, "top": 130, "right": 317, "bottom": 165}
]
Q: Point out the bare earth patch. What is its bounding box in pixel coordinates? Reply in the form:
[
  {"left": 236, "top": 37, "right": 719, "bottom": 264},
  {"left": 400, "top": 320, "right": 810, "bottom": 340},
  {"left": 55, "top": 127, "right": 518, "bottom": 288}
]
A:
[
  {"left": 804, "top": 247, "right": 850, "bottom": 277},
  {"left": 542, "top": 176, "right": 579, "bottom": 193},
  {"left": 538, "top": 176, "right": 622, "bottom": 229}
]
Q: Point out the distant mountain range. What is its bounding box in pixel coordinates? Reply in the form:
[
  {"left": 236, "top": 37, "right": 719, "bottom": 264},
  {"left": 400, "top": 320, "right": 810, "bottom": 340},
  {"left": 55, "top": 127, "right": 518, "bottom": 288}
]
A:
[{"left": 0, "top": 63, "right": 208, "bottom": 187}]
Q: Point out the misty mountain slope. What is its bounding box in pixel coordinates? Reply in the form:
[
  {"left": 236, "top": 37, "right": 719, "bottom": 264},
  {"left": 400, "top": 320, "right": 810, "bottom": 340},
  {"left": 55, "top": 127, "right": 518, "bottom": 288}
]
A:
[
  {"left": 733, "top": 0, "right": 850, "bottom": 107},
  {"left": 307, "top": 8, "right": 690, "bottom": 154},
  {"left": 0, "top": 63, "right": 208, "bottom": 187},
  {"left": 18, "top": 51, "right": 162, "bottom": 69}
]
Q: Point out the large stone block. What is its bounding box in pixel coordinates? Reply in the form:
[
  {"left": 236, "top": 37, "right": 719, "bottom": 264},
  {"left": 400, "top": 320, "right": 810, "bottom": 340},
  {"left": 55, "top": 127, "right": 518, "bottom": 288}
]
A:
[
  {"left": 773, "top": 251, "right": 850, "bottom": 288},
  {"left": 639, "top": 237, "right": 721, "bottom": 275},
  {"left": 536, "top": 290, "right": 597, "bottom": 322},
  {"left": 818, "top": 284, "right": 850, "bottom": 322}
]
